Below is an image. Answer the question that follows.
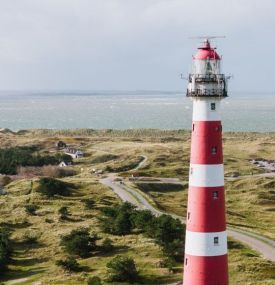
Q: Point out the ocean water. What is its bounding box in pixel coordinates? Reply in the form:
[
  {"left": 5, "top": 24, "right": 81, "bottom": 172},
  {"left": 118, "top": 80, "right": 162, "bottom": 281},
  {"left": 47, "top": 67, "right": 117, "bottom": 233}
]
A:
[{"left": 0, "top": 91, "right": 274, "bottom": 132}]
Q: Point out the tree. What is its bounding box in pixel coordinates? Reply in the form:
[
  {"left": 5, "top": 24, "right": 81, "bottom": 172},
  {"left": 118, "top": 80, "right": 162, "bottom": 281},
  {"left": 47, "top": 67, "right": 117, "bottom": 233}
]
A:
[
  {"left": 99, "top": 202, "right": 135, "bottom": 235},
  {"left": 131, "top": 209, "right": 154, "bottom": 230},
  {"left": 154, "top": 215, "right": 184, "bottom": 246},
  {"left": 113, "top": 211, "right": 132, "bottom": 235},
  {"left": 106, "top": 255, "right": 138, "bottom": 282},
  {"left": 60, "top": 228, "right": 99, "bottom": 258}
]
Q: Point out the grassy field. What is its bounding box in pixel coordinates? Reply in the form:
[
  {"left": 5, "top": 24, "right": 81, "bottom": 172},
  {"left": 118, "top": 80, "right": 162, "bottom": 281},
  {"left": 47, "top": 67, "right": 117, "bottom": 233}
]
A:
[{"left": 0, "top": 129, "right": 274, "bottom": 284}]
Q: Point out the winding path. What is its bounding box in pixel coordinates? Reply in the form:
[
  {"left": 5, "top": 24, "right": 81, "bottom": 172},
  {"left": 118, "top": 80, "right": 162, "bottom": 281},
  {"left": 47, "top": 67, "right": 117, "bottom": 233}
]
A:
[{"left": 100, "top": 156, "right": 275, "bottom": 262}]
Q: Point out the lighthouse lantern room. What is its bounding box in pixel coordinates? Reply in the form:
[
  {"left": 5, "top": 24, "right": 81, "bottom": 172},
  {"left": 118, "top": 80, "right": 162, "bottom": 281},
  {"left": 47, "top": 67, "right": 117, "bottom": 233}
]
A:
[{"left": 183, "top": 39, "right": 229, "bottom": 285}]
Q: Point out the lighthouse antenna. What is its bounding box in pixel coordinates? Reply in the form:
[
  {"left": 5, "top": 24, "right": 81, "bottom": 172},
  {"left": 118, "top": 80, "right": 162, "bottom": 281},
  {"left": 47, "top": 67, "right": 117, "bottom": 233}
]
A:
[{"left": 189, "top": 36, "right": 226, "bottom": 40}]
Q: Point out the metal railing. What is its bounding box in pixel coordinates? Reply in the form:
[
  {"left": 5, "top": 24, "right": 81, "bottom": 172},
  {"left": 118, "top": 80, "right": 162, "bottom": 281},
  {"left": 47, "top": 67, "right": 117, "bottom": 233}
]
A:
[
  {"left": 186, "top": 88, "right": 228, "bottom": 97},
  {"left": 189, "top": 74, "right": 225, "bottom": 83}
]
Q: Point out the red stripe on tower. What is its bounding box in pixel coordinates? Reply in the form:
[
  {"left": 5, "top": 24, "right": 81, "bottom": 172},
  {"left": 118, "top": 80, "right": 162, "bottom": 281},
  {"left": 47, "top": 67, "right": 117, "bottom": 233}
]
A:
[{"left": 183, "top": 39, "right": 229, "bottom": 285}]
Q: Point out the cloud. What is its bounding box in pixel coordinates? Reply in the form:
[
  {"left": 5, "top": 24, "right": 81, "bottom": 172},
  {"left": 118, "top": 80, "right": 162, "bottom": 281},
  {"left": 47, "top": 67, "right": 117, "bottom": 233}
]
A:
[{"left": 0, "top": 0, "right": 274, "bottom": 90}]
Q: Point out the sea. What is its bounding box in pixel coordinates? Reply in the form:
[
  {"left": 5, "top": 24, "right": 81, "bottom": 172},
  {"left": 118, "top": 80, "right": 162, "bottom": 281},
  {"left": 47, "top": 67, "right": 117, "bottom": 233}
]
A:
[{"left": 0, "top": 91, "right": 274, "bottom": 132}]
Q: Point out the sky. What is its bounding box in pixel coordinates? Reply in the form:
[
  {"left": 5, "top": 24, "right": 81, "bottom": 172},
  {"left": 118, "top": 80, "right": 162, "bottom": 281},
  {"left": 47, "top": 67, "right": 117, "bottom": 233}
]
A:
[{"left": 0, "top": 0, "right": 274, "bottom": 92}]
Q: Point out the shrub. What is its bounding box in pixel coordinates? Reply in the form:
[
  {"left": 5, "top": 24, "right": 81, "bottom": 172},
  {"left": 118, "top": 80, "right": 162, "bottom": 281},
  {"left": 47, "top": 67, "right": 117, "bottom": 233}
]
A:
[
  {"left": 60, "top": 228, "right": 99, "bottom": 258},
  {"left": 83, "top": 199, "right": 96, "bottom": 209},
  {"left": 25, "top": 204, "right": 39, "bottom": 215},
  {"left": 0, "top": 228, "right": 11, "bottom": 273},
  {"left": 87, "top": 276, "right": 102, "bottom": 285},
  {"left": 37, "top": 177, "right": 73, "bottom": 197},
  {"left": 58, "top": 206, "right": 70, "bottom": 219},
  {"left": 56, "top": 256, "right": 81, "bottom": 272},
  {"left": 101, "top": 238, "right": 114, "bottom": 253},
  {"left": 106, "top": 255, "right": 138, "bottom": 282},
  {"left": 0, "top": 176, "right": 12, "bottom": 187}
]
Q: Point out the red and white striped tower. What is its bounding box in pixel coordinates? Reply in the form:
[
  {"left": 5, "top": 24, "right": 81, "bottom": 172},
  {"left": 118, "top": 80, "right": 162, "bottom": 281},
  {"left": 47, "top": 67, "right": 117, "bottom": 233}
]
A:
[{"left": 183, "top": 39, "right": 229, "bottom": 285}]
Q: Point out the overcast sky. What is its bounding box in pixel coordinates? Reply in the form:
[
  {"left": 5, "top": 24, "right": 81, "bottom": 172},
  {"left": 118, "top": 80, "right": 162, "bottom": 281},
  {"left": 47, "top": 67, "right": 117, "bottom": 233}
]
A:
[{"left": 0, "top": 0, "right": 274, "bottom": 92}]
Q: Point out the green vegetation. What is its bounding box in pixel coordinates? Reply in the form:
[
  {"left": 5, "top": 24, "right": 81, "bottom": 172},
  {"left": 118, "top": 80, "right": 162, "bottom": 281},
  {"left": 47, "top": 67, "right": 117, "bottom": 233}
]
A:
[
  {"left": 0, "top": 227, "right": 11, "bottom": 273},
  {"left": 0, "top": 146, "right": 72, "bottom": 175},
  {"left": 106, "top": 255, "right": 138, "bottom": 282},
  {"left": 24, "top": 204, "right": 39, "bottom": 215},
  {"left": 100, "top": 202, "right": 184, "bottom": 262},
  {"left": 58, "top": 206, "right": 70, "bottom": 219},
  {"left": 37, "top": 177, "right": 74, "bottom": 197},
  {"left": 101, "top": 238, "right": 114, "bottom": 253},
  {"left": 60, "top": 228, "right": 99, "bottom": 258},
  {"left": 83, "top": 198, "right": 96, "bottom": 209},
  {"left": 0, "top": 129, "right": 274, "bottom": 284},
  {"left": 87, "top": 276, "right": 102, "bottom": 285},
  {"left": 56, "top": 256, "right": 82, "bottom": 272}
]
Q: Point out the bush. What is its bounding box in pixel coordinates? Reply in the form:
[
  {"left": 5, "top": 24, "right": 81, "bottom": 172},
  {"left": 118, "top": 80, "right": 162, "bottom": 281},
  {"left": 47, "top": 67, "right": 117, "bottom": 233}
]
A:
[
  {"left": 25, "top": 204, "right": 39, "bottom": 215},
  {"left": 107, "top": 255, "right": 138, "bottom": 282},
  {"left": 37, "top": 177, "right": 73, "bottom": 197},
  {"left": 87, "top": 276, "right": 102, "bottom": 285},
  {"left": 60, "top": 228, "right": 99, "bottom": 258},
  {"left": 83, "top": 199, "right": 96, "bottom": 209},
  {"left": 58, "top": 206, "right": 70, "bottom": 219},
  {"left": 0, "top": 176, "right": 12, "bottom": 187},
  {"left": 56, "top": 256, "right": 81, "bottom": 272},
  {"left": 0, "top": 228, "right": 11, "bottom": 273},
  {"left": 101, "top": 238, "right": 114, "bottom": 253}
]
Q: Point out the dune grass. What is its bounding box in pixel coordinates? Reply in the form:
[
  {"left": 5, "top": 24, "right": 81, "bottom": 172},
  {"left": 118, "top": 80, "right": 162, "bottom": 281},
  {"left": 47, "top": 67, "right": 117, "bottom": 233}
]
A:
[{"left": 0, "top": 129, "right": 274, "bottom": 284}]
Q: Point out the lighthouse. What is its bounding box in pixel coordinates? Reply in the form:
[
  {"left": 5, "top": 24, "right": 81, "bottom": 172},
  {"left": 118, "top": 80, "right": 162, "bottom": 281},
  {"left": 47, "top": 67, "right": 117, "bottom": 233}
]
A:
[{"left": 183, "top": 39, "right": 229, "bottom": 285}]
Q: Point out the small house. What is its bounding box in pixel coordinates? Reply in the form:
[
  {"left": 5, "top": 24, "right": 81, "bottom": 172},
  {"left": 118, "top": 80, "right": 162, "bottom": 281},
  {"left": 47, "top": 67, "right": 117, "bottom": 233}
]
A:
[
  {"left": 64, "top": 148, "right": 84, "bottom": 159},
  {"left": 59, "top": 161, "right": 69, "bottom": 168}
]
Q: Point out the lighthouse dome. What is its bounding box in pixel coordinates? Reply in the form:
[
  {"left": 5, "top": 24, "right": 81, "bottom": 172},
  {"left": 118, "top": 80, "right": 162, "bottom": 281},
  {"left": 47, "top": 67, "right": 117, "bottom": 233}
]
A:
[{"left": 194, "top": 39, "right": 221, "bottom": 60}]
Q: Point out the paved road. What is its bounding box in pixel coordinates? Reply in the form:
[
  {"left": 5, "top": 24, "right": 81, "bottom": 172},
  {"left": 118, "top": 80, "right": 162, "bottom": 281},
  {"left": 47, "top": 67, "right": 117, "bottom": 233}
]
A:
[{"left": 100, "top": 157, "right": 275, "bottom": 262}]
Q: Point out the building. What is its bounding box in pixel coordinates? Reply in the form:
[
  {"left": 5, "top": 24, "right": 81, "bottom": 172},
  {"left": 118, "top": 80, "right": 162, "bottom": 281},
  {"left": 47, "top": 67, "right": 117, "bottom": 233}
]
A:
[
  {"left": 183, "top": 39, "right": 229, "bottom": 285},
  {"left": 64, "top": 148, "right": 84, "bottom": 159},
  {"left": 58, "top": 161, "right": 69, "bottom": 167}
]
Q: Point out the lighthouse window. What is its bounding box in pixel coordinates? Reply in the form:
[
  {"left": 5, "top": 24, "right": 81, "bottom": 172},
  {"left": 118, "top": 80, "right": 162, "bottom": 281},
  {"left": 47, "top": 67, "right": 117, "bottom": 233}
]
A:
[
  {"left": 190, "top": 168, "right": 193, "bottom": 175},
  {"left": 212, "top": 191, "right": 219, "bottom": 199},
  {"left": 192, "top": 123, "right": 195, "bottom": 131},
  {"left": 214, "top": 237, "right": 219, "bottom": 245},
  {"left": 211, "top": 103, "right": 216, "bottom": 111},
  {"left": 185, "top": 258, "right": 188, "bottom": 265},
  {"left": 188, "top": 212, "right": 190, "bottom": 220},
  {"left": 211, "top": 146, "right": 217, "bottom": 155}
]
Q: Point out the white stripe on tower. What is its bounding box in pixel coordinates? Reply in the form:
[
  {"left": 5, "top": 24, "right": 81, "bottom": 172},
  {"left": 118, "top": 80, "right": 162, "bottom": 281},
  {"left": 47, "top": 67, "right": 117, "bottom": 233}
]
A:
[
  {"left": 189, "top": 164, "right": 224, "bottom": 187},
  {"left": 192, "top": 98, "right": 221, "bottom": 121},
  {"left": 185, "top": 230, "right": 227, "bottom": 256}
]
